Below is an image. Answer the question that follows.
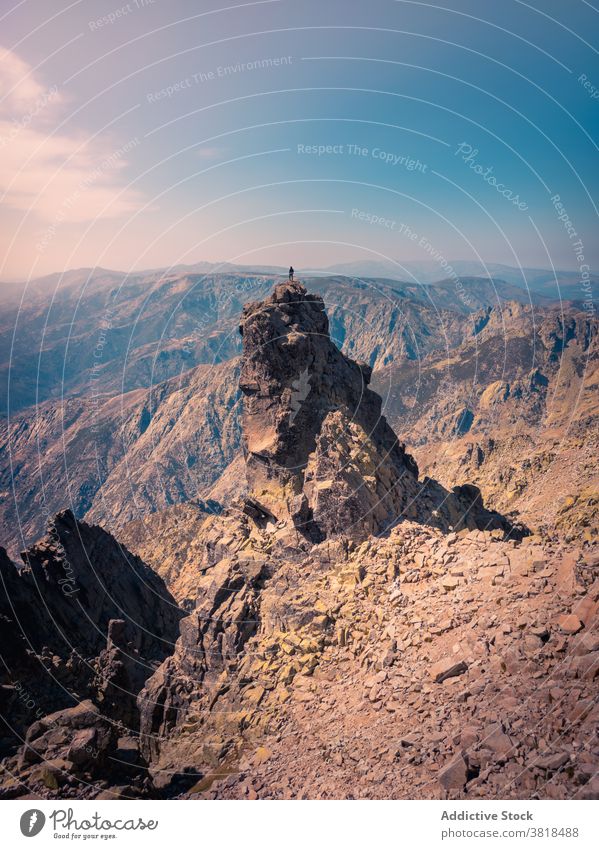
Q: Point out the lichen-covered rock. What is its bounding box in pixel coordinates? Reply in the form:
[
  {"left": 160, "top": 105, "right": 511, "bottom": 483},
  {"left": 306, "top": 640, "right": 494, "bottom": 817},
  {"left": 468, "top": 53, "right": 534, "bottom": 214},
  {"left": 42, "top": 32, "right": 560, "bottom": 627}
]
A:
[{"left": 138, "top": 556, "right": 266, "bottom": 765}]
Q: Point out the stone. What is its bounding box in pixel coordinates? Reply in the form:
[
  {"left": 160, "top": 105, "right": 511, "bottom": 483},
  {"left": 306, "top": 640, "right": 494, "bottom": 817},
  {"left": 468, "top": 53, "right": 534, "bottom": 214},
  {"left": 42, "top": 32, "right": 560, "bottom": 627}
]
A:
[
  {"left": 253, "top": 747, "right": 272, "bottom": 765},
  {"left": 573, "top": 633, "right": 599, "bottom": 656},
  {"left": 483, "top": 723, "right": 515, "bottom": 757},
  {"left": 115, "top": 737, "right": 143, "bottom": 768},
  {"left": 570, "top": 653, "right": 599, "bottom": 681},
  {"left": 535, "top": 752, "right": 569, "bottom": 771},
  {"left": 430, "top": 658, "right": 468, "bottom": 683},
  {"left": 67, "top": 728, "right": 98, "bottom": 767},
  {"left": 35, "top": 758, "right": 71, "bottom": 790},
  {"left": 438, "top": 753, "right": 469, "bottom": 790},
  {"left": 458, "top": 726, "right": 479, "bottom": 749},
  {"left": 557, "top": 614, "right": 583, "bottom": 635},
  {"left": 399, "top": 733, "right": 420, "bottom": 749},
  {"left": 572, "top": 595, "right": 598, "bottom": 627}
]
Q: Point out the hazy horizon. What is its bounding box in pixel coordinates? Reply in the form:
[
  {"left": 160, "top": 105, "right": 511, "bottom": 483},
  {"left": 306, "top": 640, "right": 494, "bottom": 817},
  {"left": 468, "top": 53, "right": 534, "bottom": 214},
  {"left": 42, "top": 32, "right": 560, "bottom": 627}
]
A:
[{"left": 0, "top": 257, "right": 593, "bottom": 289}]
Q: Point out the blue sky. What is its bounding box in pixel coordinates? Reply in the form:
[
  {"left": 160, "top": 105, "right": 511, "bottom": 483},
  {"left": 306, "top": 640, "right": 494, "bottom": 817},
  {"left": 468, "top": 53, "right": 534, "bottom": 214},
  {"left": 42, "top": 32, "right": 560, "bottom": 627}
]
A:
[{"left": 0, "top": 0, "right": 597, "bottom": 279}]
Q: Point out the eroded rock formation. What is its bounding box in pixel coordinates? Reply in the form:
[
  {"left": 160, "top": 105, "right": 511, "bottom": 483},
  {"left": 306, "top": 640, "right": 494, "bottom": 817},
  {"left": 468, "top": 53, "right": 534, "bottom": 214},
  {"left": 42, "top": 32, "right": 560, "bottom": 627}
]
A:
[
  {"left": 132, "top": 282, "right": 518, "bottom": 791},
  {"left": 239, "top": 281, "right": 508, "bottom": 539},
  {"left": 239, "top": 282, "right": 420, "bottom": 538}
]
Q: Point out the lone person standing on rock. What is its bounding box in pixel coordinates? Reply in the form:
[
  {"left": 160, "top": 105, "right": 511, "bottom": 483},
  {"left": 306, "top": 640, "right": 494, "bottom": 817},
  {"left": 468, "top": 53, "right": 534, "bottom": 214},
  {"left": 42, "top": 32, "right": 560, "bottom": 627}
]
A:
[{"left": 289, "top": 265, "right": 294, "bottom": 281}]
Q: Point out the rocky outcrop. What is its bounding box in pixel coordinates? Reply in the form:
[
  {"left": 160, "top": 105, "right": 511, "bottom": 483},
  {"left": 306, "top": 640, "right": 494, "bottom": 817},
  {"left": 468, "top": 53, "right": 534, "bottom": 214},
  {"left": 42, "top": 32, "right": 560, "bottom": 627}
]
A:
[
  {"left": 239, "top": 282, "right": 419, "bottom": 538},
  {"left": 138, "top": 549, "right": 267, "bottom": 775},
  {"left": 239, "top": 281, "right": 509, "bottom": 540},
  {"left": 11, "top": 510, "right": 182, "bottom": 662},
  {"left": 0, "top": 511, "right": 183, "bottom": 762},
  {"left": 1, "top": 699, "right": 151, "bottom": 799}
]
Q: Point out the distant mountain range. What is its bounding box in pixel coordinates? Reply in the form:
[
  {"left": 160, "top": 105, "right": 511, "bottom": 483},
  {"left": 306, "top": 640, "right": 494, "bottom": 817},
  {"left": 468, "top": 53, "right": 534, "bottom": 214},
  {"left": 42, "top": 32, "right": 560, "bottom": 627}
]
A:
[
  {"left": 1, "top": 260, "right": 595, "bottom": 304},
  {"left": 0, "top": 268, "right": 569, "bottom": 416}
]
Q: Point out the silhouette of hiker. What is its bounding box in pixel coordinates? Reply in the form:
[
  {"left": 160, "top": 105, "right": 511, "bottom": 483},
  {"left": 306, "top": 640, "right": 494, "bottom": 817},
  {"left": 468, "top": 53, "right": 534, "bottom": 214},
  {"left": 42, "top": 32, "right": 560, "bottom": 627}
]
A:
[{"left": 289, "top": 266, "right": 294, "bottom": 281}]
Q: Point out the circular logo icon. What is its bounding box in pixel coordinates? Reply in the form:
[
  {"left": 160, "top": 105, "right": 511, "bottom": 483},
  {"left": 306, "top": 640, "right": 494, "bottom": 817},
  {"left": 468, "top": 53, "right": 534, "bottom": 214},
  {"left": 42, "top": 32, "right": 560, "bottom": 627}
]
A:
[{"left": 20, "top": 810, "right": 46, "bottom": 837}]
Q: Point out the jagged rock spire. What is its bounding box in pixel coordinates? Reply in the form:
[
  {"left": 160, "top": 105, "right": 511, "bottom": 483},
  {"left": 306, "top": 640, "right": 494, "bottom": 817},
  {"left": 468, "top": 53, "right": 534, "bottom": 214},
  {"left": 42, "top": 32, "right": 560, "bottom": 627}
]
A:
[
  {"left": 239, "top": 282, "right": 423, "bottom": 539},
  {"left": 238, "top": 281, "right": 511, "bottom": 540}
]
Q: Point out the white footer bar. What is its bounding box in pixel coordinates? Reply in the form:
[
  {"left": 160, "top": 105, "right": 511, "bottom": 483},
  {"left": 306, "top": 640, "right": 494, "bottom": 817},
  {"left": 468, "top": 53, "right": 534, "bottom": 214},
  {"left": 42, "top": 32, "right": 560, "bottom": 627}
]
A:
[{"left": 3, "top": 799, "right": 597, "bottom": 847}]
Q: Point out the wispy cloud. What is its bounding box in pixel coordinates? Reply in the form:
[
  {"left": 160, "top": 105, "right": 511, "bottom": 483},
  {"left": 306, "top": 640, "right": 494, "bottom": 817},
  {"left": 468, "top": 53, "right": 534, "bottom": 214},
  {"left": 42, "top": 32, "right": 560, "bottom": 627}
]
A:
[
  {"left": 0, "top": 47, "right": 144, "bottom": 229},
  {"left": 0, "top": 47, "right": 60, "bottom": 114}
]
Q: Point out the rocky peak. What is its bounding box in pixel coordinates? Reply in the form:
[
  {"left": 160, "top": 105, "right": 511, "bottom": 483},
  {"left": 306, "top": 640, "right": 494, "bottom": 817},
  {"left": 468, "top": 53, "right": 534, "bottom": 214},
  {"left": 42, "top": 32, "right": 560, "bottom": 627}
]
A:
[
  {"left": 239, "top": 281, "right": 421, "bottom": 539},
  {"left": 238, "top": 281, "right": 509, "bottom": 541}
]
